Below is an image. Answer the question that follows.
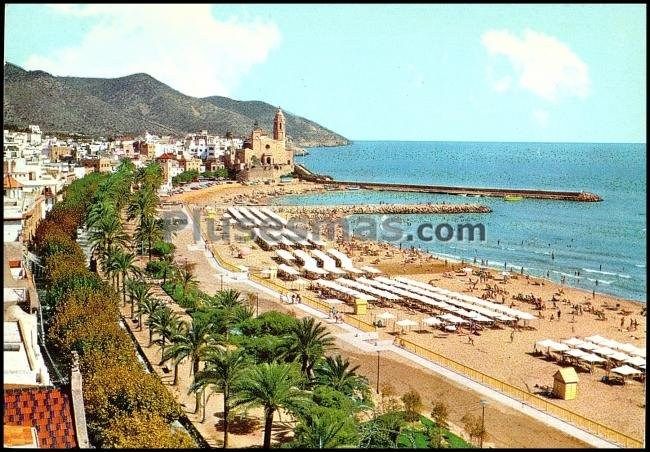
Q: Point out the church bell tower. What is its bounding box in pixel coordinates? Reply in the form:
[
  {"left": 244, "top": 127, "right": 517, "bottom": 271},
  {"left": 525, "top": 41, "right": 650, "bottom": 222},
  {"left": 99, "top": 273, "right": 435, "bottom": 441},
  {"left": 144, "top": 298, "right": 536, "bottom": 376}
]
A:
[{"left": 273, "top": 107, "right": 286, "bottom": 142}]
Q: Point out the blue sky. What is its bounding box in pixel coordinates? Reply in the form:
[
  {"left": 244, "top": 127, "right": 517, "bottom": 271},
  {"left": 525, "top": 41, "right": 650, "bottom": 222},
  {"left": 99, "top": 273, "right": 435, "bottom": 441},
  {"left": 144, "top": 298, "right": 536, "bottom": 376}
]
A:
[{"left": 4, "top": 4, "right": 646, "bottom": 143}]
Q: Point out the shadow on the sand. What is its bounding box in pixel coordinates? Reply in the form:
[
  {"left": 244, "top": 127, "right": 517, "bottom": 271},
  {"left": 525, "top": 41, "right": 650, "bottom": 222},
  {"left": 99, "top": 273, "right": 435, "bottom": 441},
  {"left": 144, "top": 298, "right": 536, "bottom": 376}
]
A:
[
  {"left": 272, "top": 421, "right": 295, "bottom": 444},
  {"left": 213, "top": 414, "right": 260, "bottom": 435}
]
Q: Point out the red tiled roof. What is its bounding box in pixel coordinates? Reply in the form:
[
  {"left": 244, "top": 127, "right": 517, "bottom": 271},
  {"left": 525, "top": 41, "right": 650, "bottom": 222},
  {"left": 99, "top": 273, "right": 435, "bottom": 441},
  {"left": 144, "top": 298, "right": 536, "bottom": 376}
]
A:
[
  {"left": 4, "top": 174, "right": 24, "bottom": 189},
  {"left": 3, "top": 387, "right": 78, "bottom": 448},
  {"left": 156, "top": 152, "right": 176, "bottom": 161}
]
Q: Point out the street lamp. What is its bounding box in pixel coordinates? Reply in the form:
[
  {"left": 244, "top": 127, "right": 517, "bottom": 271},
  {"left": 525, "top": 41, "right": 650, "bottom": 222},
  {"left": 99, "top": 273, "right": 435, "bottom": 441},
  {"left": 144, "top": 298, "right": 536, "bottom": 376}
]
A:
[
  {"left": 256, "top": 293, "right": 259, "bottom": 317},
  {"left": 376, "top": 350, "right": 380, "bottom": 394},
  {"left": 220, "top": 274, "right": 224, "bottom": 290},
  {"left": 479, "top": 399, "right": 488, "bottom": 448}
]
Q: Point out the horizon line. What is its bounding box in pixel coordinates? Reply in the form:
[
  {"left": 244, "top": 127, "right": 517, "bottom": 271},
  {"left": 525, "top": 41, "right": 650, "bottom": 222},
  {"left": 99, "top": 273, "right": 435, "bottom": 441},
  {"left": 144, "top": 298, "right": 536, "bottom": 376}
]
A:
[{"left": 335, "top": 139, "right": 647, "bottom": 145}]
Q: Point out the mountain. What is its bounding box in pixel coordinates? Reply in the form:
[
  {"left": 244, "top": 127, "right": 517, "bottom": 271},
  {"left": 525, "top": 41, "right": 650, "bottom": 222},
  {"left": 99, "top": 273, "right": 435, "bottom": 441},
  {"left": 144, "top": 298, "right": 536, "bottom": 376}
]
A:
[
  {"left": 3, "top": 63, "right": 349, "bottom": 147},
  {"left": 202, "top": 96, "right": 345, "bottom": 148}
]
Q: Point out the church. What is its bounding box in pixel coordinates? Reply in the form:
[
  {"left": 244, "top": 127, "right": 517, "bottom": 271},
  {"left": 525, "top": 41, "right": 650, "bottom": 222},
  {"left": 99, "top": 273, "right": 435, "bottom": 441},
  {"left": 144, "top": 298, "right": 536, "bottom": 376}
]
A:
[{"left": 225, "top": 107, "right": 294, "bottom": 182}]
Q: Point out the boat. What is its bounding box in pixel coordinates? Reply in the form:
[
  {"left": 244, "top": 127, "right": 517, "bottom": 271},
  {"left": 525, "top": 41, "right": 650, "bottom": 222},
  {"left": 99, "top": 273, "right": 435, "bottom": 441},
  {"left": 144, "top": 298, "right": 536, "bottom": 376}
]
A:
[
  {"left": 503, "top": 195, "right": 523, "bottom": 202},
  {"left": 347, "top": 185, "right": 361, "bottom": 190}
]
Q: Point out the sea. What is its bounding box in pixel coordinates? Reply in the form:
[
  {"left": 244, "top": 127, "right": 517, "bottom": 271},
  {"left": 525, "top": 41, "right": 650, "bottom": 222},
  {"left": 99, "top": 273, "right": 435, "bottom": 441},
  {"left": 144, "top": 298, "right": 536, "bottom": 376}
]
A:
[{"left": 273, "top": 141, "right": 647, "bottom": 303}]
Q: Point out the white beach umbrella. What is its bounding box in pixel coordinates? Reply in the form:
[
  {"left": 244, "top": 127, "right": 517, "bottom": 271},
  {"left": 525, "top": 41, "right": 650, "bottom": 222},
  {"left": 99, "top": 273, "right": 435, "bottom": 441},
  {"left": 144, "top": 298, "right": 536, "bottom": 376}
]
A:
[
  {"left": 580, "top": 353, "right": 605, "bottom": 363},
  {"left": 461, "top": 267, "right": 473, "bottom": 274},
  {"left": 377, "top": 312, "right": 395, "bottom": 320},
  {"left": 585, "top": 335, "right": 607, "bottom": 344},
  {"left": 423, "top": 317, "right": 442, "bottom": 326},
  {"left": 611, "top": 365, "right": 642, "bottom": 376},
  {"left": 624, "top": 356, "right": 646, "bottom": 367},
  {"left": 564, "top": 349, "right": 588, "bottom": 358},
  {"left": 593, "top": 347, "right": 616, "bottom": 356},
  {"left": 608, "top": 352, "right": 631, "bottom": 362},
  {"left": 618, "top": 343, "right": 640, "bottom": 354},
  {"left": 474, "top": 315, "right": 493, "bottom": 323},
  {"left": 599, "top": 338, "right": 620, "bottom": 349},
  {"left": 536, "top": 339, "right": 558, "bottom": 349},
  {"left": 548, "top": 342, "right": 570, "bottom": 352},
  {"left": 562, "top": 337, "right": 586, "bottom": 347},
  {"left": 578, "top": 342, "right": 598, "bottom": 351},
  {"left": 631, "top": 348, "right": 646, "bottom": 358}
]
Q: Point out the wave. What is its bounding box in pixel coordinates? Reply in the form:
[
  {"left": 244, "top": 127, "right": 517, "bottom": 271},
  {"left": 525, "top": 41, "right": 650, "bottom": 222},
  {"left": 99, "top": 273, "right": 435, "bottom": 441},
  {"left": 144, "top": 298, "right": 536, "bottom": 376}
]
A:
[
  {"left": 582, "top": 268, "right": 619, "bottom": 276},
  {"left": 618, "top": 274, "right": 631, "bottom": 279},
  {"left": 635, "top": 264, "right": 646, "bottom": 268},
  {"left": 551, "top": 270, "right": 576, "bottom": 278},
  {"left": 586, "top": 278, "right": 613, "bottom": 285},
  {"left": 435, "top": 252, "right": 461, "bottom": 260}
]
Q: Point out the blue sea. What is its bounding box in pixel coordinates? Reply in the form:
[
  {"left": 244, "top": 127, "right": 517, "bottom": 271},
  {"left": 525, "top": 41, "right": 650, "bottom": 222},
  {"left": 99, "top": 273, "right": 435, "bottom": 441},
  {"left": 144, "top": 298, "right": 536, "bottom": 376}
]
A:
[{"left": 275, "top": 141, "right": 647, "bottom": 302}]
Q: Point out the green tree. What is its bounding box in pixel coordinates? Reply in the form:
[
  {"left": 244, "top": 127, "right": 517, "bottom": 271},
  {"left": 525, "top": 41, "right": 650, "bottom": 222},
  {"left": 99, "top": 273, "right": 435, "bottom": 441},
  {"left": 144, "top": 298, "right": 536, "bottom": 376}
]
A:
[
  {"left": 150, "top": 307, "right": 181, "bottom": 357},
  {"left": 401, "top": 389, "right": 424, "bottom": 422},
  {"left": 283, "top": 317, "right": 335, "bottom": 379},
  {"left": 461, "top": 413, "right": 486, "bottom": 446},
  {"left": 127, "top": 278, "right": 152, "bottom": 320},
  {"left": 213, "top": 289, "right": 244, "bottom": 309},
  {"left": 89, "top": 215, "right": 130, "bottom": 267},
  {"left": 292, "top": 408, "right": 359, "bottom": 448},
  {"left": 113, "top": 250, "right": 140, "bottom": 306},
  {"left": 189, "top": 348, "right": 248, "bottom": 445},
  {"left": 430, "top": 401, "right": 450, "bottom": 430},
  {"left": 138, "top": 297, "right": 164, "bottom": 337},
  {"left": 233, "top": 363, "right": 310, "bottom": 449},
  {"left": 314, "top": 354, "right": 371, "bottom": 404},
  {"left": 135, "top": 216, "right": 164, "bottom": 261}
]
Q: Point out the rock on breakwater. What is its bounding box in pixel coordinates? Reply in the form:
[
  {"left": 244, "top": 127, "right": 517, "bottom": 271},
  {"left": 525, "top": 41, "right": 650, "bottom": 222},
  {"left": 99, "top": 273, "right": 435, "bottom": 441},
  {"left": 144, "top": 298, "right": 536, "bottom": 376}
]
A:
[{"left": 273, "top": 203, "right": 491, "bottom": 217}]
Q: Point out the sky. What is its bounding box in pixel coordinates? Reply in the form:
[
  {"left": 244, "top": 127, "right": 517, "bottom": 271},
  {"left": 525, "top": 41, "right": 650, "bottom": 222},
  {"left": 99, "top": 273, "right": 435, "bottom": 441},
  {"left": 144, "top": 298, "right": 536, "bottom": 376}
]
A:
[{"left": 4, "top": 4, "right": 646, "bottom": 143}]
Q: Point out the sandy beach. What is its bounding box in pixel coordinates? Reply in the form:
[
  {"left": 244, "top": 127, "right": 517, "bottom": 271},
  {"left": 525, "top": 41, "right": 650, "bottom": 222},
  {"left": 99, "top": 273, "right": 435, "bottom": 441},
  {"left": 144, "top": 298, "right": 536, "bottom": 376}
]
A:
[
  {"left": 170, "top": 180, "right": 646, "bottom": 443},
  {"left": 167, "top": 221, "right": 589, "bottom": 448}
]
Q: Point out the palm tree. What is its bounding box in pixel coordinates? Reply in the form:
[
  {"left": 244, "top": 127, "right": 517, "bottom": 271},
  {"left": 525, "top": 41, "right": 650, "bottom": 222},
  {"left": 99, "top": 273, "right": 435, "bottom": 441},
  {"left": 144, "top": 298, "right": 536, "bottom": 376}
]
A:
[
  {"left": 173, "top": 261, "right": 198, "bottom": 298},
  {"left": 189, "top": 348, "right": 248, "bottom": 445},
  {"left": 162, "top": 316, "right": 216, "bottom": 382},
  {"left": 135, "top": 162, "right": 164, "bottom": 192},
  {"left": 283, "top": 317, "right": 336, "bottom": 379},
  {"left": 126, "top": 277, "right": 151, "bottom": 319},
  {"left": 314, "top": 355, "right": 371, "bottom": 403},
  {"left": 89, "top": 215, "right": 130, "bottom": 265},
  {"left": 86, "top": 198, "right": 117, "bottom": 229},
  {"left": 127, "top": 186, "right": 159, "bottom": 225},
  {"left": 159, "top": 320, "right": 189, "bottom": 386},
  {"left": 233, "top": 363, "right": 311, "bottom": 449},
  {"left": 139, "top": 297, "right": 165, "bottom": 337},
  {"left": 150, "top": 307, "right": 181, "bottom": 356},
  {"left": 214, "top": 289, "right": 244, "bottom": 309},
  {"left": 135, "top": 216, "right": 164, "bottom": 261},
  {"left": 113, "top": 250, "right": 140, "bottom": 306},
  {"left": 293, "top": 411, "right": 354, "bottom": 449},
  {"left": 101, "top": 245, "right": 122, "bottom": 291},
  {"left": 158, "top": 257, "right": 176, "bottom": 285}
]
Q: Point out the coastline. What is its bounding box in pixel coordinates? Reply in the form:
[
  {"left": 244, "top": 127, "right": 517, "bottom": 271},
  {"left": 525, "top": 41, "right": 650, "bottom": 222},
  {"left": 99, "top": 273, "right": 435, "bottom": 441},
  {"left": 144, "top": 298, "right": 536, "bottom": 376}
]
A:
[
  {"left": 172, "top": 179, "right": 645, "bottom": 440},
  {"left": 171, "top": 180, "right": 645, "bottom": 306}
]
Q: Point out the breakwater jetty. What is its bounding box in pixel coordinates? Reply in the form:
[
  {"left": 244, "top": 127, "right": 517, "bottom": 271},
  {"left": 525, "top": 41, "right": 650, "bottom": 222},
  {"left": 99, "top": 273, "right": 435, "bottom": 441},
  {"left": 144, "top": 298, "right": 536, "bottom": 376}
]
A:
[
  {"left": 294, "top": 164, "right": 603, "bottom": 202},
  {"left": 274, "top": 203, "right": 491, "bottom": 217}
]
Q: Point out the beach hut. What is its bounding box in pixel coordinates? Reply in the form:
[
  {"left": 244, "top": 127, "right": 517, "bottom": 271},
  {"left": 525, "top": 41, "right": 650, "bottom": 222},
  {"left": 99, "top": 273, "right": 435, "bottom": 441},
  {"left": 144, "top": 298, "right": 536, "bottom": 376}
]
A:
[
  {"left": 553, "top": 367, "right": 579, "bottom": 400},
  {"left": 354, "top": 298, "right": 368, "bottom": 315}
]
